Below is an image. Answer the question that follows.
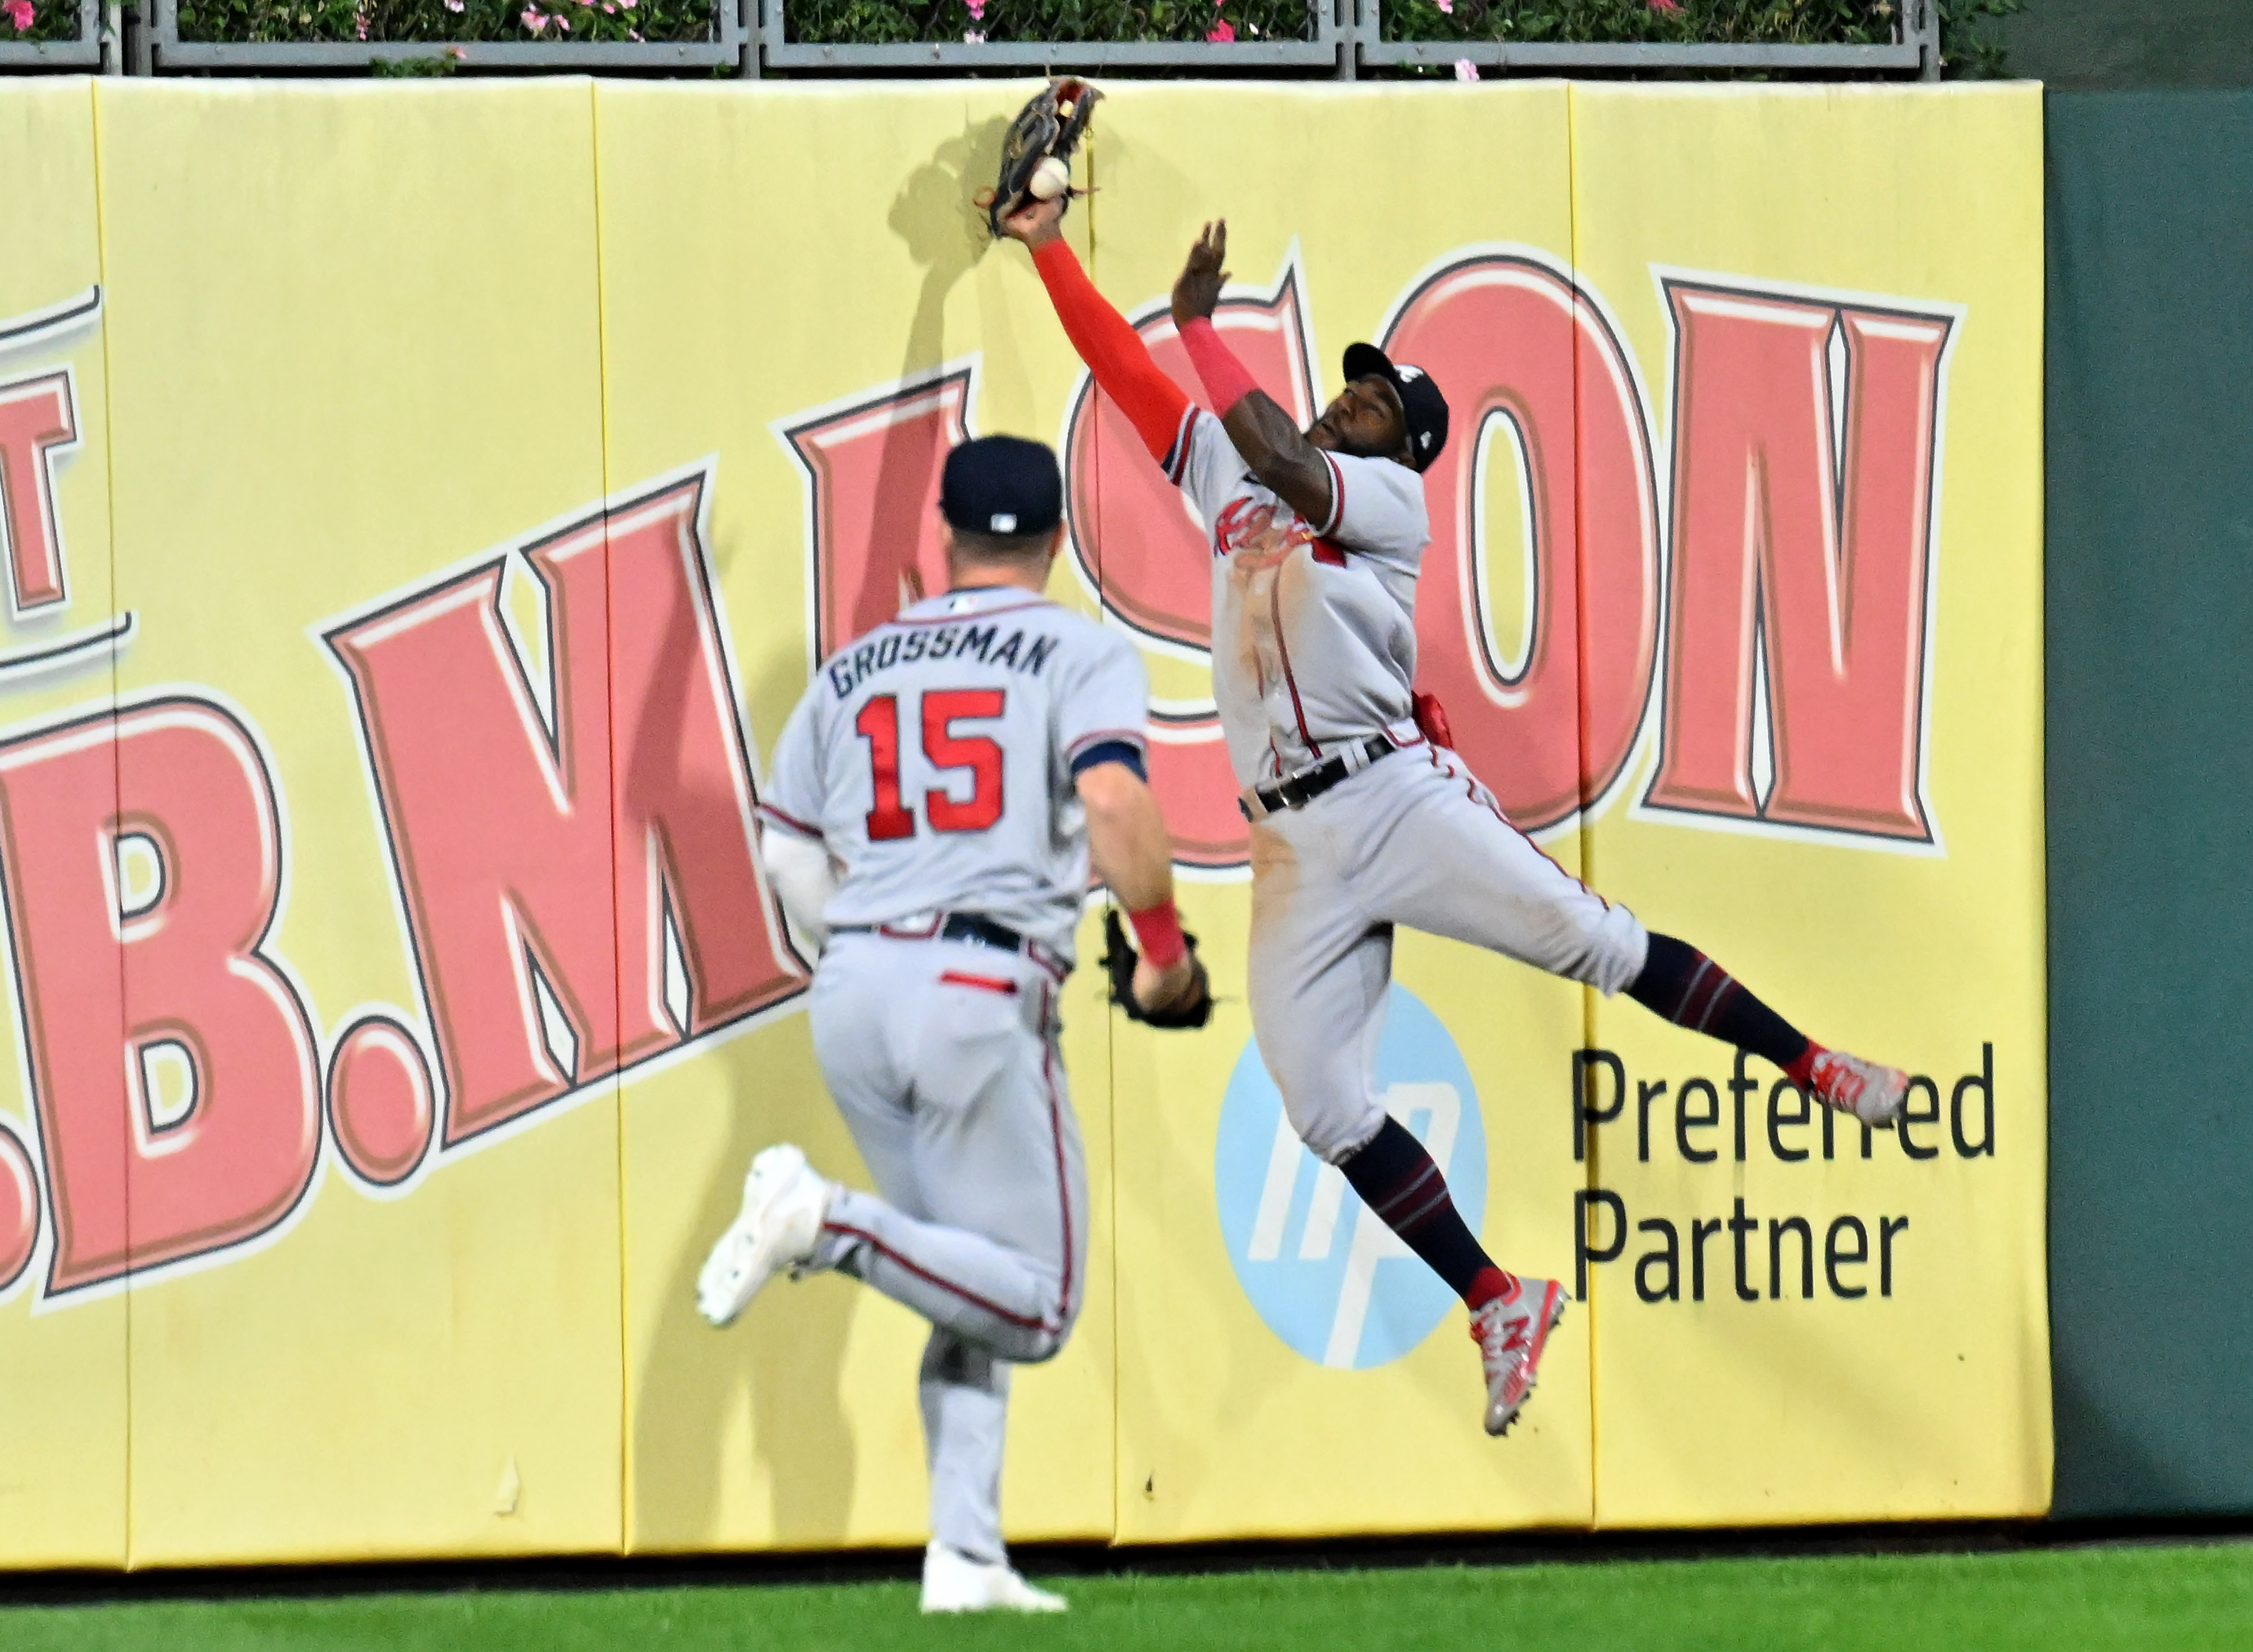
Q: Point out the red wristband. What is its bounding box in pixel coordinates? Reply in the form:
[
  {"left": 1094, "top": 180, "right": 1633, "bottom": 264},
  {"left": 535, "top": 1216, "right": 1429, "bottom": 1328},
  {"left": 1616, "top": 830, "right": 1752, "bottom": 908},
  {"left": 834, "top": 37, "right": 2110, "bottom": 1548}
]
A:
[
  {"left": 1126, "top": 899, "right": 1188, "bottom": 970},
  {"left": 1179, "top": 317, "right": 1259, "bottom": 417}
]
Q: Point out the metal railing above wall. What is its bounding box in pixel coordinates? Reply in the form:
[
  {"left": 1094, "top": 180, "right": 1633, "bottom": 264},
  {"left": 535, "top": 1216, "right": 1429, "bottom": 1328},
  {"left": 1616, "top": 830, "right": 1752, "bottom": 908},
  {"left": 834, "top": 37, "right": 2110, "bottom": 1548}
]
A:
[
  {"left": 0, "top": 0, "right": 107, "bottom": 69},
  {"left": 754, "top": 0, "right": 1346, "bottom": 76},
  {"left": 15, "top": 0, "right": 1939, "bottom": 78},
  {"left": 760, "top": 0, "right": 1939, "bottom": 79},
  {"left": 140, "top": 0, "right": 745, "bottom": 73}
]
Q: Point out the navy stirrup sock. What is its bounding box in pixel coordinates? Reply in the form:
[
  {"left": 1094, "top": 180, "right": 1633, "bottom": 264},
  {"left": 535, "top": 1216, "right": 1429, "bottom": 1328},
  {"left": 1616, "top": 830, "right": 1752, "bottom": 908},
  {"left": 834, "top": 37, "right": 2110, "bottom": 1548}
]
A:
[
  {"left": 1338, "top": 1116, "right": 1513, "bottom": 1310},
  {"left": 1628, "top": 932, "right": 1815, "bottom": 1077}
]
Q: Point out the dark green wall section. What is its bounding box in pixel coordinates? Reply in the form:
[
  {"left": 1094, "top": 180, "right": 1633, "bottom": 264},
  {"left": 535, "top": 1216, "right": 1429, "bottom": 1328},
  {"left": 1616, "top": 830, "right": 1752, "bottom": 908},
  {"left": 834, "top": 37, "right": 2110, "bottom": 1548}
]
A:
[
  {"left": 2046, "top": 91, "right": 2253, "bottom": 1517},
  {"left": 2000, "top": 1, "right": 2253, "bottom": 90}
]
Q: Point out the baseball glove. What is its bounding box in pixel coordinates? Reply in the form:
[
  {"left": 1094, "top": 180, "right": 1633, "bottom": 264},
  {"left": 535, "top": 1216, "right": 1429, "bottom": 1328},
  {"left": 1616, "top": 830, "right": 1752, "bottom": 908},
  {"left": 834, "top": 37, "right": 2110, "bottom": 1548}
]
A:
[
  {"left": 984, "top": 77, "right": 1101, "bottom": 239},
  {"left": 1102, "top": 910, "right": 1215, "bottom": 1030}
]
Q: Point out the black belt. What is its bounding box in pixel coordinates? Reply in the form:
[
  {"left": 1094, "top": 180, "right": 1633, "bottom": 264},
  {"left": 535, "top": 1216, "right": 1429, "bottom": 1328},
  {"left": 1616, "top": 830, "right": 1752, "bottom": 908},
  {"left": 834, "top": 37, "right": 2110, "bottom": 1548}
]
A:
[
  {"left": 836, "top": 911, "right": 1063, "bottom": 974},
  {"left": 1240, "top": 734, "right": 1401, "bottom": 821}
]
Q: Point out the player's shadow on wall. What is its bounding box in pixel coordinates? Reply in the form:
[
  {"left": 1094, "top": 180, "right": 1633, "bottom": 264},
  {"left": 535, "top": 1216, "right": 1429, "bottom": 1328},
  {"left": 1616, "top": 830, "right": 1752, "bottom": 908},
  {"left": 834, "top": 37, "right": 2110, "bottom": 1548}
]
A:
[
  {"left": 622, "top": 576, "right": 863, "bottom": 1551},
  {"left": 888, "top": 114, "right": 1008, "bottom": 373},
  {"left": 867, "top": 117, "right": 1009, "bottom": 607},
  {"left": 629, "top": 117, "right": 1007, "bottom": 1550}
]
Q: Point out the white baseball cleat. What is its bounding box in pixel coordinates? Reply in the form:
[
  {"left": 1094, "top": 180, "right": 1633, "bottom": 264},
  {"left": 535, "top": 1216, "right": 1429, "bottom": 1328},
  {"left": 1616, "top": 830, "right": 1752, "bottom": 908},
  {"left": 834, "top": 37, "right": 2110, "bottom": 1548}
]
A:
[
  {"left": 919, "top": 1542, "right": 1068, "bottom": 1614},
  {"left": 1806, "top": 1049, "right": 1908, "bottom": 1127},
  {"left": 1473, "top": 1275, "right": 1566, "bottom": 1438},
  {"left": 695, "top": 1144, "right": 830, "bottom": 1328}
]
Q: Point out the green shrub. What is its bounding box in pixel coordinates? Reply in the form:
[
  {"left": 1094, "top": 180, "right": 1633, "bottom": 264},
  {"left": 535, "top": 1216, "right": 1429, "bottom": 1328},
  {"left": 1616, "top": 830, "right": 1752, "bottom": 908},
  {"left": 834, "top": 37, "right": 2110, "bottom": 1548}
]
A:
[
  {"left": 1, "top": 0, "right": 91, "bottom": 43},
  {"left": 171, "top": 0, "right": 2015, "bottom": 74},
  {"left": 178, "top": 0, "right": 716, "bottom": 42},
  {"left": 1385, "top": 0, "right": 2019, "bottom": 71}
]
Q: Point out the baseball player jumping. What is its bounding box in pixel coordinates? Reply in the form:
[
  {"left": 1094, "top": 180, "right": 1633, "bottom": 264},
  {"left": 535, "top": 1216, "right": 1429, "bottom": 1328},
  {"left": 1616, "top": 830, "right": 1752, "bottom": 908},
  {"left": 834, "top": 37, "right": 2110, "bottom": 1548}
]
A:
[
  {"left": 1004, "top": 198, "right": 1909, "bottom": 1437},
  {"left": 697, "top": 435, "right": 1206, "bottom": 1614}
]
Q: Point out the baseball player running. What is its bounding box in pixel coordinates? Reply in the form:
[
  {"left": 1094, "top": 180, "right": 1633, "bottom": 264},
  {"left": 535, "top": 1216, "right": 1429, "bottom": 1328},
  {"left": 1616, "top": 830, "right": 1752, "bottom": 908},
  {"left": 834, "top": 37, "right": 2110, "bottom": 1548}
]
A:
[
  {"left": 696, "top": 435, "right": 1206, "bottom": 1614},
  {"left": 1004, "top": 198, "right": 1910, "bottom": 1438}
]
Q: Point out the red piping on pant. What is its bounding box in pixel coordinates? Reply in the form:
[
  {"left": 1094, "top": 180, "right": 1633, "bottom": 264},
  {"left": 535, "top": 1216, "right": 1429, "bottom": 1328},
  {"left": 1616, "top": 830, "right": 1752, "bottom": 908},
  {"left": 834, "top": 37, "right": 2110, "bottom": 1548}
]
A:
[
  {"left": 823, "top": 1220, "right": 1056, "bottom": 1335},
  {"left": 1040, "top": 983, "right": 1076, "bottom": 1326}
]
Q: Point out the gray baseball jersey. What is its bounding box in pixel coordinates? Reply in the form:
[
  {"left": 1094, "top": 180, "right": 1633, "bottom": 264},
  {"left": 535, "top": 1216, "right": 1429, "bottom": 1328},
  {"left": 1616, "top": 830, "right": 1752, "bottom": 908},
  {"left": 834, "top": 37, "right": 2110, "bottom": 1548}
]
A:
[
  {"left": 1166, "top": 406, "right": 1432, "bottom": 786},
  {"left": 758, "top": 580, "right": 1140, "bottom": 1567},
  {"left": 1159, "top": 408, "right": 1649, "bottom": 1173},
  {"left": 760, "top": 585, "right": 1150, "bottom": 965}
]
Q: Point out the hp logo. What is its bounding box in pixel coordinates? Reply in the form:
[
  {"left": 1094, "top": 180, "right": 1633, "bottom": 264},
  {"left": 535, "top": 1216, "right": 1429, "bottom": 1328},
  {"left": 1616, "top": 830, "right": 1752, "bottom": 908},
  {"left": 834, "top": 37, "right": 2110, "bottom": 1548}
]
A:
[{"left": 1214, "top": 986, "right": 1486, "bottom": 1370}]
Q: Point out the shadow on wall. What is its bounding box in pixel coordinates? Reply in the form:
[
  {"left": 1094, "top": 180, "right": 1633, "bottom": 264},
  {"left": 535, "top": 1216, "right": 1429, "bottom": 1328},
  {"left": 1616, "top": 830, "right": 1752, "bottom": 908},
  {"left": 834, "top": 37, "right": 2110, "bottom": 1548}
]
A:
[
  {"left": 622, "top": 565, "right": 863, "bottom": 1547},
  {"left": 863, "top": 115, "right": 1007, "bottom": 620},
  {"left": 632, "top": 1076, "right": 867, "bottom": 1548},
  {"left": 626, "top": 119, "right": 1003, "bottom": 1552}
]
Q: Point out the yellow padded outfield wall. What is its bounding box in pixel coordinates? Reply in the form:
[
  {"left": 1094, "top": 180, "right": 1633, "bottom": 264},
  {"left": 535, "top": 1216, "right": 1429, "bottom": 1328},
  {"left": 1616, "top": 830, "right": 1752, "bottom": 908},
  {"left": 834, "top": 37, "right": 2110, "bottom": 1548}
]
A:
[{"left": 0, "top": 77, "right": 2043, "bottom": 1566}]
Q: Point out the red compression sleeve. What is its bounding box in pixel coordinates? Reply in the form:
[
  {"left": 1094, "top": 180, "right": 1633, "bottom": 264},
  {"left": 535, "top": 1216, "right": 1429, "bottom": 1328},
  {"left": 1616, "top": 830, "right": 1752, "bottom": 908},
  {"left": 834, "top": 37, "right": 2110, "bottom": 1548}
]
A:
[
  {"left": 1126, "top": 900, "right": 1188, "bottom": 971},
  {"left": 1031, "top": 239, "right": 1192, "bottom": 466},
  {"left": 1178, "top": 318, "right": 1258, "bottom": 417}
]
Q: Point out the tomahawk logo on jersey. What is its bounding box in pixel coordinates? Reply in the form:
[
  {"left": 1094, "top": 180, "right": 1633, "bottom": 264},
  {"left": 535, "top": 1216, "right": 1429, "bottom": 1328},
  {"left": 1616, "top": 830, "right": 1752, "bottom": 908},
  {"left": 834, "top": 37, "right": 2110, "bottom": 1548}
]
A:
[
  {"left": 1164, "top": 406, "right": 1430, "bottom": 785},
  {"left": 759, "top": 586, "right": 1149, "bottom": 967}
]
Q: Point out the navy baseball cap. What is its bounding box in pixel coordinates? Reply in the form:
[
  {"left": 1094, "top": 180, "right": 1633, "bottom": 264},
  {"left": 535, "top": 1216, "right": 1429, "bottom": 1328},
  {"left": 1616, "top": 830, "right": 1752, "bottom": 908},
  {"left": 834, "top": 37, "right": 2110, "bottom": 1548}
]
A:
[
  {"left": 1343, "top": 342, "right": 1449, "bottom": 472},
  {"left": 940, "top": 435, "right": 1064, "bottom": 538}
]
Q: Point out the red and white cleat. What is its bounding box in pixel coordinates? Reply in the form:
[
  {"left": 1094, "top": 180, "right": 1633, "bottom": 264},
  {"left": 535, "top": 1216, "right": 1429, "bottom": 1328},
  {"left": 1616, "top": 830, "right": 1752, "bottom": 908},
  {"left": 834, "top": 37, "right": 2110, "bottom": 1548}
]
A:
[
  {"left": 1806, "top": 1049, "right": 1908, "bottom": 1127},
  {"left": 1472, "top": 1276, "right": 1566, "bottom": 1437}
]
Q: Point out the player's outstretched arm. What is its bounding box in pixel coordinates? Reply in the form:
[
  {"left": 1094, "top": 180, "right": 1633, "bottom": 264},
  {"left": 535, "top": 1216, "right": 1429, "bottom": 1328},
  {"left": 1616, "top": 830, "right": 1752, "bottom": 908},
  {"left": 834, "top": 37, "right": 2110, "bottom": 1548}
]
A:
[
  {"left": 1075, "top": 759, "right": 1202, "bottom": 1017},
  {"left": 1001, "top": 197, "right": 1194, "bottom": 471},
  {"left": 1169, "top": 220, "right": 1334, "bottom": 528}
]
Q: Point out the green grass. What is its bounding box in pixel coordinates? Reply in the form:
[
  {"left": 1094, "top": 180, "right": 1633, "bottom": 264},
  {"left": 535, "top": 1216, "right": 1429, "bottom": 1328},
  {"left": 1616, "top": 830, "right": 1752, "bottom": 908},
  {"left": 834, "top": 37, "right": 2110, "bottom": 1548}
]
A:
[{"left": 5, "top": 1542, "right": 2252, "bottom": 1651}]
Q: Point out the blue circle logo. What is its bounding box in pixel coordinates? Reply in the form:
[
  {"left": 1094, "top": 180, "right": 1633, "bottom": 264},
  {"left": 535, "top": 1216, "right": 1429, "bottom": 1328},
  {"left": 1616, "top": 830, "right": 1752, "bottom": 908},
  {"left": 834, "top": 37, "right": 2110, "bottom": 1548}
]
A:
[{"left": 1213, "top": 985, "right": 1486, "bottom": 1370}]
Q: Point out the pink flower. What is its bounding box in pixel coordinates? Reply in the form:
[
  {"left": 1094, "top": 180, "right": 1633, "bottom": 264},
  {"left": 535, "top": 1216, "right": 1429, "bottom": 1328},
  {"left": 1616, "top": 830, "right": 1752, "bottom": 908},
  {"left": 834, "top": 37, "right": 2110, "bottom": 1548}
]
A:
[
  {"left": 1647, "top": 0, "right": 1682, "bottom": 9},
  {"left": 1435, "top": 0, "right": 1451, "bottom": 11},
  {"left": 965, "top": 0, "right": 982, "bottom": 16},
  {"left": 1453, "top": 57, "right": 1477, "bottom": 78},
  {"left": 1205, "top": 16, "right": 1234, "bottom": 39},
  {"left": 443, "top": 0, "right": 462, "bottom": 10},
  {"left": 0, "top": 0, "right": 33, "bottom": 29},
  {"left": 520, "top": 5, "right": 545, "bottom": 28}
]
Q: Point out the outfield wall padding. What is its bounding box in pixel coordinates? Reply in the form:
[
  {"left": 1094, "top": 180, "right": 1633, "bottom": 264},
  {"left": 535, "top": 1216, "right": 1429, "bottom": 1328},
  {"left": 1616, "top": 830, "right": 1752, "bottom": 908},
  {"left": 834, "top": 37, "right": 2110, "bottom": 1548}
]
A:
[
  {"left": 0, "top": 79, "right": 2047, "bottom": 1565},
  {"left": 2045, "top": 90, "right": 2253, "bottom": 1520}
]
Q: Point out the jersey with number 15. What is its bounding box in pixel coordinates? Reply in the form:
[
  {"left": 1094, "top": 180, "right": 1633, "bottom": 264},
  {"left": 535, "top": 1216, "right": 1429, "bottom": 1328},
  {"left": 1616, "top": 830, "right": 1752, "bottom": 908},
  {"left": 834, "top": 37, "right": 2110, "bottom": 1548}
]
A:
[{"left": 759, "top": 586, "right": 1151, "bottom": 968}]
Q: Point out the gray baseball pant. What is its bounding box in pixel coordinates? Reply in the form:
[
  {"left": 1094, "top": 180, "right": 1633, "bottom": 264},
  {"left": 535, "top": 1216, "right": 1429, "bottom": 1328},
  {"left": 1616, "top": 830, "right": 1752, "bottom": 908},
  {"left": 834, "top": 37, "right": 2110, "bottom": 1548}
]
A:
[
  {"left": 803, "top": 930, "right": 1088, "bottom": 1565},
  {"left": 1249, "top": 742, "right": 1651, "bottom": 1164}
]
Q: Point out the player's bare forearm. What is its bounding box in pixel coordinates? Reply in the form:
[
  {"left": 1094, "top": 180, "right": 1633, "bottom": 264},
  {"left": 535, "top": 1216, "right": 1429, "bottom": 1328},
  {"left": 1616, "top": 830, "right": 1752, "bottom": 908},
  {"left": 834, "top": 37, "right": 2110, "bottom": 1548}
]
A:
[
  {"left": 1218, "top": 395, "right": 1334, "bottom": 526},
  {"left": 1077, "top": 760, "right": 1174, "bottom": 912},
  {"left": 1077, "top": 762, "right": 1197, "bottom": 1010}
]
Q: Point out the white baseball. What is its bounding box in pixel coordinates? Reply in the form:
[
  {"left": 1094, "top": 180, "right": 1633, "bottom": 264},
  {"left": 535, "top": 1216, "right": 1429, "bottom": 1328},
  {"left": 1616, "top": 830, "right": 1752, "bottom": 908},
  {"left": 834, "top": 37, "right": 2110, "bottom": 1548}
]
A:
[{"left": 1028, "top": 155, "right": 1072, "bottom": 201}]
